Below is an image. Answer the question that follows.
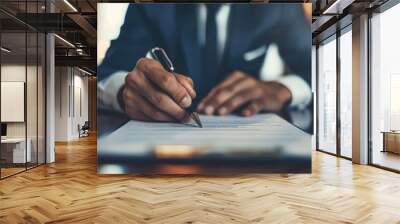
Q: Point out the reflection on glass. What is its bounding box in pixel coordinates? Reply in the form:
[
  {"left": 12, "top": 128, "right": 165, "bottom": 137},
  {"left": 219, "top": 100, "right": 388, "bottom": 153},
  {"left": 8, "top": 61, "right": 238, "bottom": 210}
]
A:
[
  {"left": 371, "top": 4, "right": 400, "bottom": 171},
  {"left": 318, "top": 38, "right": 337, "bottom": 154},
  {"left": 340, "top": 29, "right": 352, "bottom": 158}
]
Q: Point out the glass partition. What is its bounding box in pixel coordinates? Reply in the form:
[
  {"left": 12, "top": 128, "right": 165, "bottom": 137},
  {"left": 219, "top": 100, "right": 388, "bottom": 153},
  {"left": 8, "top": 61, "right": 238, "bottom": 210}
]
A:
[
  {"left": 1, "top": 30, "right": 28, "bottom": 178},
  {"left": 0, "top": 1, "right": 46, "bottom": 179}
]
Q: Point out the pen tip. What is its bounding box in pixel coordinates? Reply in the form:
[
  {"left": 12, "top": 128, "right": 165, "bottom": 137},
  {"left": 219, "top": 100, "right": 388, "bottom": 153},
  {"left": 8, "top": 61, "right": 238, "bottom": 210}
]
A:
[{"left": 191, "top": 112, "right": 203, "bottom": 128}]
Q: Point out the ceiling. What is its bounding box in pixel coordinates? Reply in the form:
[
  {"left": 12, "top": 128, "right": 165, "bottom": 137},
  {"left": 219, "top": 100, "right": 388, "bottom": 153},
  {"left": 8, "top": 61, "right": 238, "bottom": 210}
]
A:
[{"left": 0, "top": 0, "right": 391, "bottom": 75}]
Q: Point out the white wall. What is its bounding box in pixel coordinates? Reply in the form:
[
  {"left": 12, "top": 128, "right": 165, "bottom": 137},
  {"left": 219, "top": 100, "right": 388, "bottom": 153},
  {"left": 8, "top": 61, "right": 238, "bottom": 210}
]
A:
[
  {"left": 1, "top": 65, "right": 26, "bottom": 132},
  {"left": 71, "top": 73, "right": 89, "bottom": 138},
  {"left": 55, "top": 67, "right": 89, "bottom": 141},
  {"left": 1, "top": 65, "right": 36, "bottom": 137},
  {"left": 55, "top": 67, "right": 69, "bottom": 141}
]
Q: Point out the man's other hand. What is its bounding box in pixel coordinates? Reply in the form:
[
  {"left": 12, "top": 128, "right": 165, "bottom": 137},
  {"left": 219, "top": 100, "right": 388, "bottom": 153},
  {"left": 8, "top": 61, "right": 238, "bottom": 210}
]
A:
[
  {"left": 121, "top": 58, "right": 196, "bottom": 122},
  {"left": 197, "top": 71, "right": 292, "bottom": 117}
]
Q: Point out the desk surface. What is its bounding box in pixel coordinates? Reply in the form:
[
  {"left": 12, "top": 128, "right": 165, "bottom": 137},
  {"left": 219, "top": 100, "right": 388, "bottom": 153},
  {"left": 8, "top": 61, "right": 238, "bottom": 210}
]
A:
[
  {"left": 1, "top": 138, "right": 26, "bottom": 143},
  {"left": 381, "top": 131, "right": 400, "bottom": 134},
  {"left": 98, "top": 110, "right": 312, "bottom": 174}
]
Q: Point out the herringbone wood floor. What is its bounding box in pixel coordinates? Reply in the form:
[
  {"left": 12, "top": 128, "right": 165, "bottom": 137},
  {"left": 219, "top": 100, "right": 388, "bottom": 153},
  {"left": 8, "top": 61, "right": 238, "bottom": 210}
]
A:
[{"left": 1, "top": 134, "right": 400, "bottom": 224}]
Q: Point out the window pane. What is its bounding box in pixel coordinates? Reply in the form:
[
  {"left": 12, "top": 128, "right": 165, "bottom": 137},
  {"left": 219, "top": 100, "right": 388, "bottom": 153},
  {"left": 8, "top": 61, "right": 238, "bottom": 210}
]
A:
[
  {"left": 340, "top": 29, "right": 352, "bottom": 158},
  {"left": 318, "top": 37, "right": 337, "bottom": 154},
  {"left": 312, "top": 45, "right": 317, "bottom": 150},
  {"left": 371, "top": 3, "right": 400, "bottom": 171}
]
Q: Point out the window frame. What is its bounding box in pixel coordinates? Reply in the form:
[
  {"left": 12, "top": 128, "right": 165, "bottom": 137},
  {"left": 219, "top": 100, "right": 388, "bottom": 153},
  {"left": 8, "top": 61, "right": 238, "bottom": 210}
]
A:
[{"left": 315, "top": 23, "right": 353, "bottom": 160}]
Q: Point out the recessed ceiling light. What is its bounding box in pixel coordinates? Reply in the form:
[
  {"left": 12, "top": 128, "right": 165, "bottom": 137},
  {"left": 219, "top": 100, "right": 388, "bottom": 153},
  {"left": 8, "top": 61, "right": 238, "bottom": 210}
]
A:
[
  {"left": 1, "top": 47, "right": 11, "bottom": 53},
  {"left": 322, "top": 0, "right": 353, "bottom": 15},
  {"left": 54, "top": 34, "right": 75, "bottom": 48},
  {"left": 78, "top": 67, "right": 92, "bottom": 76},
  {"left": 63, "top": 0, "right": 78, "bottom": 12}
]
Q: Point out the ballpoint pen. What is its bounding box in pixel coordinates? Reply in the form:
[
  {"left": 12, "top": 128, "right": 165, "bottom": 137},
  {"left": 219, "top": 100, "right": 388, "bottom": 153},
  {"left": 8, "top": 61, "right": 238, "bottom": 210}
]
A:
[{"left": 149, "top": 47, "right": 203, "bottom": 128}]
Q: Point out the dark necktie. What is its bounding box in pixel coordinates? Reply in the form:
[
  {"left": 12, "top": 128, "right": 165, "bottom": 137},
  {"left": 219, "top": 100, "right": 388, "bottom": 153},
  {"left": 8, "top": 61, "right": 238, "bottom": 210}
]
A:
[{"left": 202, "top": 4, "right": 221, "bottom": 98}]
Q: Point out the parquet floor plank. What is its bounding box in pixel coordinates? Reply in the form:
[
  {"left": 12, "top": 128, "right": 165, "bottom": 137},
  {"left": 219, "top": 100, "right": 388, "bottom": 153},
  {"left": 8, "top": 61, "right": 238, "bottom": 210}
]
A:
[{"left": 1, "top": 135, "right": 400, "bottom": 223}]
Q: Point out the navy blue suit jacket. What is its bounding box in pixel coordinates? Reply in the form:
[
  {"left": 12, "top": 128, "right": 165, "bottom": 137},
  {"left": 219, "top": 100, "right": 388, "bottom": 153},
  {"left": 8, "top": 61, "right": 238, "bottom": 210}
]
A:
[{"left": 98, "top": 4, "right": 311, "bottom": 99}]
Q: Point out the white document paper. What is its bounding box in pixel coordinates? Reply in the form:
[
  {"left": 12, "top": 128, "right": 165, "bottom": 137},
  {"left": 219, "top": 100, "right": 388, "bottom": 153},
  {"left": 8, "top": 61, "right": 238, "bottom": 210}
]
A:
[{"left": 99, "top": 114, "right": 311, "bottom": 158}]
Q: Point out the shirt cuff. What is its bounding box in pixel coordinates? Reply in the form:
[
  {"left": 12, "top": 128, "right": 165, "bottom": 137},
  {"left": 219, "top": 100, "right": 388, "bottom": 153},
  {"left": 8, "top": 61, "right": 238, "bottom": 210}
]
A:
[
  {"left": 275, "top": 74, "right": 312, "bottom": 110},
  {"left": 97, "top": 71, "right": 128, "bottom": 112}
]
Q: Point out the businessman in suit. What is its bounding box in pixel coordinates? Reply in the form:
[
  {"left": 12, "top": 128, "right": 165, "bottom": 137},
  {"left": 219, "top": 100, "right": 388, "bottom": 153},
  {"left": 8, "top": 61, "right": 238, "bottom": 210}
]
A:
[{"left": 98, "top": 3, "right": 311, "bottom": 122}]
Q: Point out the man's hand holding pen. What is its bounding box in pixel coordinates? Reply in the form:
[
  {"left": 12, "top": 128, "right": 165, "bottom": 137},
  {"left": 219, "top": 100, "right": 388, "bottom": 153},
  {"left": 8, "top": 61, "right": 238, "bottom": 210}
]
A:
[
  {"left": 119, "top": 56, "right": 292, "bottom": 123},
  {"left": 120, "top": 58, "right": 196, "bottom": 122}
]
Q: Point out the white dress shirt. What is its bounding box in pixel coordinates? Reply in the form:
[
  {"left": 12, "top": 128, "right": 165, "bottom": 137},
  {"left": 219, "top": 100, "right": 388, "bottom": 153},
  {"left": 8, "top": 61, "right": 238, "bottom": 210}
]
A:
[{"left": 98, "top": 4, "right": 312, "bottom": 112}]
